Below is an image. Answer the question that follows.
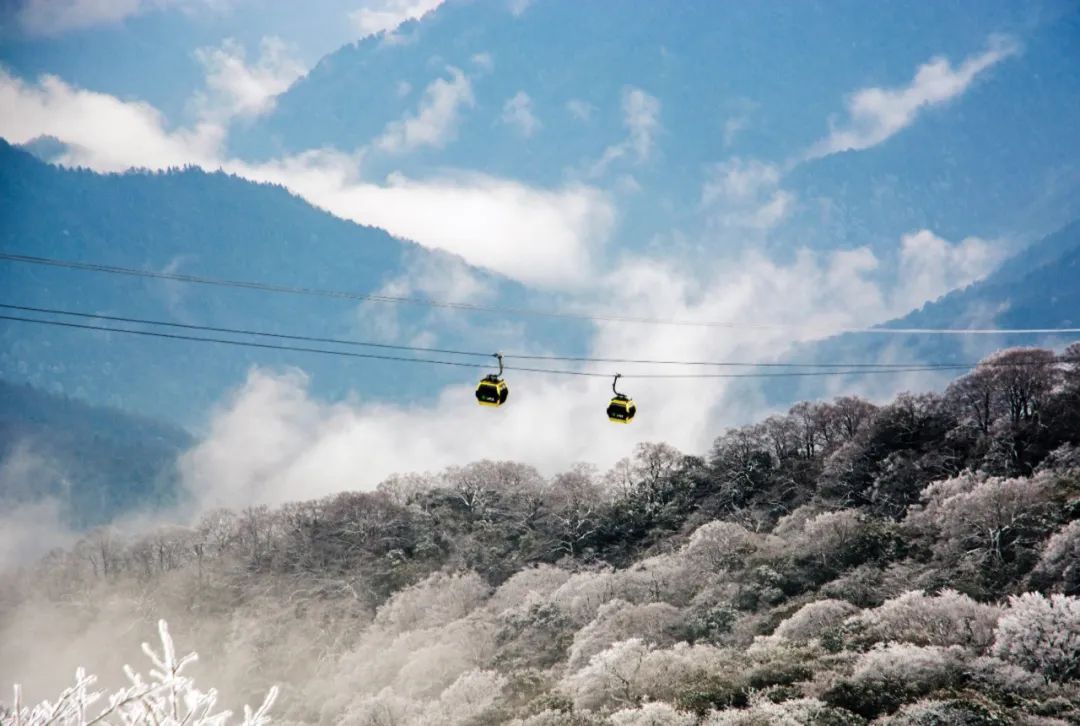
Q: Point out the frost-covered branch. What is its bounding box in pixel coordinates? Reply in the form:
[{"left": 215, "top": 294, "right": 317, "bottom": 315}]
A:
[{"left": 10, "top": 620, "right": 277, "bottom": 726}]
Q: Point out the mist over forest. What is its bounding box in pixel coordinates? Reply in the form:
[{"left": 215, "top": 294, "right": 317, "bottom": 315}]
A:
[
  {"left": 3, "top": 345, "right": 1079, "bottom": 725},
  {"left": 3, "top": 1, "right": 1080, "bottom": 724}
]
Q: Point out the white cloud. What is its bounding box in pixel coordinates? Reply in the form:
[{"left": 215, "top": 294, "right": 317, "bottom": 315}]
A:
[
  {"left": 807, "top": 35, "right": 1020, "bottom": 159},
  {"left": 0, "top": 69, "right": 223, "bottom": 172},
  {"left": 566, "top": 99, "right": 595, "bottom": 123},
  {"left": 193, "top": 36, "right": 306, "bottom": 121},
  {"left": 470, "top": 52, "right": 494, "bottom": 73},
  {"left": 355, "top": 251, "right": 497, "bottom": 341},
  {"left": 0, "top": 69, "right": 612, "bottom": 288},
  {"left": 348, "top": 0, "right": 446, "bottom": 38},
  {"left": 506, "top": 0, "right": 531, "bottom": 17},
  {"left": 180, "top": 227, "right": 995, "bottom": 507},
  {"left": 500, "top": 91, "right": 540, "bottom": 137},
  {"left": 722, "top": 115, "right": 747, "bottom": 148},
  {"left": 700, "top": 158, "right": 794, "bottom": 233},
  {"left": 588, "top": 86, "right": 661, "bottom": 177},
  {"left": 0, "top": 444, "right": 76, "bottom": 572},
  {"left": 16, "top": 0, "right": 148, "bottom": 35},
  {"left": 893, "top": 229, "right": 1006, "bottom": 311},
  {"left": 13, "top": 0, "right": 228, "bottom": 36},
  {"left": 375, "top": 67, "right": 474, "bottom": 153},
  {"left": 234, "top": 153, "right": 615, "bottom": 288}
]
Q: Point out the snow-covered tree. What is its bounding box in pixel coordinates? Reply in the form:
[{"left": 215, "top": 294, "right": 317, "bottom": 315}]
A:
[
  {"left": 882, "top": 697, "right": 1010, "bottom": 725},
  {"left": 10, "top": 620, "right": 276, "bottom": 726},
  {"left": 794, "top": 510, "right": 871, "bottom": 570},
  {"left": 909, "top": 472, "right": 1052, "bottom": 567},
  {"left": 559, "top": 639, "right": 721, "bottom": 712},
  {"left": 682, "top": 521, "right": 757, "bottom": 573},
  {"left": 844, "top": 589, "right": 1001, "bottom": 650},
  {"left": 486, "top": 564, "right": 572, "bottom": 615},
  {"left": 608, "top": 701, "right": 696, "bottom": 726},
  {"left": 566, "top": 599, "right": 681, "bottom": 671},
  {"left": 551, "top": 568, "right": 620, "bottom": 626},
  {"left": 1034, "top": 520, "right": 1080, "bottom": 594},
  {"left": 703, "top": 696, "right": 859, "bottom": 725},
  {"left": 771, "top": 599, "right": 859, "bottom": 643},
  {"left": 374, "top": 571, "right": 489, "bottom": 634},
  {"left": 992, "top": 592, "right": 1080, "bottom": 683}
]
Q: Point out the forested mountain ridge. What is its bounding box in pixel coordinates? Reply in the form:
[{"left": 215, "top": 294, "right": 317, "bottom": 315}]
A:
[
  {"left": 777, "top": 218, "right": 1080, "bottom": 405},
  {"left": 0, "top": 380, "right": 190, "bottom": 527},
  {"left": 236, "top": 0, "right": 1080, "bottom": 252},
  {"left": 3, "top": 344, "right": 1079, "bottom": 724},
  {"left": 0, "top": 140, "right": 554, "bottom": 424}
]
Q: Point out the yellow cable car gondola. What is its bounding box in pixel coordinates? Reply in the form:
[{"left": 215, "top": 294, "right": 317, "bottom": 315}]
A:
[
  {"left": 606, "top": 373, "right": 636, "bottom": 423},
  {"left": 476, "top": 353, "right": 509, "bottom": 407}
]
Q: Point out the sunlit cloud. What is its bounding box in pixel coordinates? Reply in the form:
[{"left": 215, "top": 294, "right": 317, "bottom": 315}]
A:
[
  {"left": 193, "top": 36, "right": 306, "bottom": 122},
  {"left": 806, "top": 35, "right": 1020, "bottom": 159},
  {"left": 235, "top": 154, "right": 616, "bottom": 288},
  {"left": 0, "top": 69, "right": 224, "bottom": 172},
  {"left": 375, "top": 67, "right": 474, "bottom": 154},
  {"left": 500, "top": 91, "right": 541, "bottom": 138},
  {"left": 700, "top": 158, "right": 794, "bottom": 233},
  {"left": 587, "top": 86, "right": 661, "bottom": 177},
  {"left": 349, "top": 0, "right": 446, "bottom": 38}
]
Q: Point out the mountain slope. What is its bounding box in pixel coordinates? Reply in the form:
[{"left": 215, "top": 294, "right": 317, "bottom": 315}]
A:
[
  {"left": 236, "top": 0, "right": 1080, "bottom": 251},
  {"left": 0, "top": 141, "right": 563, "bottom": 424},
  {"left": 775, "top": 219, "right": 1080, "bottom": 404},
  {"left": 0, "top": 380, "right": 191, "bottom": 527}
]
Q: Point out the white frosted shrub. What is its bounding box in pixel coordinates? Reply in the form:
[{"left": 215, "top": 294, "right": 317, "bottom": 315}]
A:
[
  {"left": 1035, "top": 520, "right": 1080, "bottom": 586},
  {"left": 339, "top": 688, "right": 421, "bottom": 726},
  {"left": 487, "top": 564, "right": 572, "bottom": 615},
  {"left": 882, "top": 697, "right": 1007, "bottom": 725},
  {"left": 796, "top": 510, "right": 868, "bottom": 568},
  {"left": 613, "top": 553, "right": 699, "bottom": 606},
  {"left": 421, "top": 669, "right": 507, "bottom": 726},
  {"left": 338, "top": 670, "right": 506, "bottom": 726},
  {"left": 559, "top": 638, "right": 722, "bottom": 712},
  {"left": 551, "top": 568, "right": 619, "bottom": 625},
  {"left": 390, "top": 619, "right": 498, "bottom": 697},
  {"left": 703, "top": 696, "right": 845, "bottom": 725},
  {"left": 683, "top": 520, "right": 757, "bottom": 571},
  {"left": 850, "top": 642, "right": 965, "bottom": 691},
  {"left": 966, "top": 655, "right": 1047, "bottom": 699},
  {"left": 11, "top": 620, "right": 276, "bottom": 726},
  {"left": 771, "top": 505, "right": 823, "bottom": 540},
  {"left": 609, "top": 701, "right": 697, "bottom": 726},
  {"left": 772, "top": 599, "right": 859, "bottom": 642},
  {"left": 507, "top": 709, "right": 604, "bottom": 726},
  {"left": 992, "top": 592, "right": 1080, "bottom": 683},
  {"left": 330, "top": 615, "right": 497, "bottom": 702},
  {"left": 374, "top": 571, "right": 489, "bottom": 634},
  {"left": 845, "top": 589, "right": 1001, "bottom": 649},
  {"left": 566, "top": 599, "right": 681, "bottom": 671}
]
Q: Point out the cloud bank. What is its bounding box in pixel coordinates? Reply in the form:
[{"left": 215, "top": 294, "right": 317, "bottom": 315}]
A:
[
  {"left": 179, "top": 228, "right": 1000, "bottom": 509},
  {"left": 0, "top": 68, "right": 614, "bottom": 288}
]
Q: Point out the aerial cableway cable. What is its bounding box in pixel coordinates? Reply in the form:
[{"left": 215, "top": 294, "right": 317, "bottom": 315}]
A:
[
  {"left": 2, "top": 302, "right": 1076, "bottom": 372},
  {"left": 5, "top": 251, "right": 1080, "bottom": 335},
  {"left": 1, "top": 312, "right": 1075, "bottom": 380}
]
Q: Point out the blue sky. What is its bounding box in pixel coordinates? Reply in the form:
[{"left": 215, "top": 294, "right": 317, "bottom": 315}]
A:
[{"left": 1, "top": 0, "right": 1079, "bottom": 498}]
